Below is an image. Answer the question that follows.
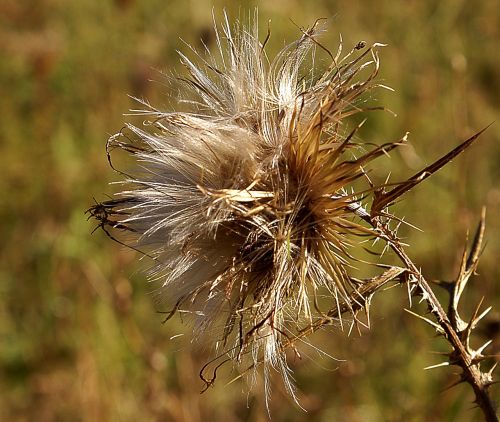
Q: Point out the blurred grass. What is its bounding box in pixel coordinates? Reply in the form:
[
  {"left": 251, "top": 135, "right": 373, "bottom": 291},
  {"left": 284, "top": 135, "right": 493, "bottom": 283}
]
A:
[{"left": 0, "top": 0, "right": 498, "bottom": 421}]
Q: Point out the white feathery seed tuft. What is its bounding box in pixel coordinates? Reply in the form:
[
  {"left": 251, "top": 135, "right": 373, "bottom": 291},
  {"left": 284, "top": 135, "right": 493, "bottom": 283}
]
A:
[{"left": 89, "top": 12, "right": 402, "bottom": 400}]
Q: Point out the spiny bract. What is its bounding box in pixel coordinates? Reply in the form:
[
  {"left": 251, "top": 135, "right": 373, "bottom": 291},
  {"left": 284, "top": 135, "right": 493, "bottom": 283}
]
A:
[{"left": 89, "top": 13, "right": 402, "bottom": 399}]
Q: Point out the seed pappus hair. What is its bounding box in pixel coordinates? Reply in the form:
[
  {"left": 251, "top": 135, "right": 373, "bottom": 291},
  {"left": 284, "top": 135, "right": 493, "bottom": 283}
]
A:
[{"left": 88, "top": 12, "right": 405, "bottom": 401}]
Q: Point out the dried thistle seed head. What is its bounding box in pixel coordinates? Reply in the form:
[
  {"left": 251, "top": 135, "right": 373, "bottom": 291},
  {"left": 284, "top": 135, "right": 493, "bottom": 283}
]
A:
[{"left": 90, "top": 14, "right": 398, "bottom": 397}]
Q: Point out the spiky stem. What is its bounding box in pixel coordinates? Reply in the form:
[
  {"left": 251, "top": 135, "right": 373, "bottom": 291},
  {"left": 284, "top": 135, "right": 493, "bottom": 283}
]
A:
[
  {"left": 366, "top": 211, "right": 497, "bottom": 421},
  {"left": 342, "top": 197, "right": 497, "bottom": 420}
]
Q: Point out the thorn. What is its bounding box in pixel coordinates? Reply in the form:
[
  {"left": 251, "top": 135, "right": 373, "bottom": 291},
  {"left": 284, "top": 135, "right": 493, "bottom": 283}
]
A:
[
  {"left": 463, "top": 298, "right": 486, "bottom": 344},
  {"left": 424, "top": 361, "right": 450, "bottom": 370},
  {"left": 364, "top": 301, "right": 371, "bottom": 329},
  {"left": 487, "top": 362, "right": 498, "bottom": 378},
  {"left": 471, "top": 306, "right": 493, "bottom": 328},
  {"left": 404, "top": 309, "right": 445, "bottom": 334},
  {"left": 406, "top": 281, "right": 413, "bottom": 308},
  {"left": 476, "top": 339, "right": 493, "bottom": 356}
]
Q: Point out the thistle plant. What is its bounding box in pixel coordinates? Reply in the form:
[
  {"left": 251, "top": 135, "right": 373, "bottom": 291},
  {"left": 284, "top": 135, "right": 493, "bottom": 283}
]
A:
[{"left": 88, "top": 13, "right": 497, "bottom": 420}]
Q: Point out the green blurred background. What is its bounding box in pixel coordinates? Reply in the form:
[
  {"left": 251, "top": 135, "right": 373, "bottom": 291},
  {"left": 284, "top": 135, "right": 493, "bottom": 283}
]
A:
[{"left": 1, "top": 0, "right": 498, "bottom": 421}]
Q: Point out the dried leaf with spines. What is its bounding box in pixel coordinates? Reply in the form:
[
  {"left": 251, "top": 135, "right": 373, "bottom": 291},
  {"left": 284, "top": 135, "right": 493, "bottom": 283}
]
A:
[{"left": 371, "top": 126, "right": 491, "bottom": 217}]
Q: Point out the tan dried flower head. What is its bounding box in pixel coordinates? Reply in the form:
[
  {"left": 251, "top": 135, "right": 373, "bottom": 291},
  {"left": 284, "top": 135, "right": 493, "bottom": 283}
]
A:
[{"left": 90, "top": 14, "right": 402, "bottom": 397}]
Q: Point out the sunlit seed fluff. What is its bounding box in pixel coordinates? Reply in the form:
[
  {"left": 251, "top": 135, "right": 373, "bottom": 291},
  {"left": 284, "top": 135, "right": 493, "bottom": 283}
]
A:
[{"left": 90, "top": 13, "right": 396, "bottom": 398}]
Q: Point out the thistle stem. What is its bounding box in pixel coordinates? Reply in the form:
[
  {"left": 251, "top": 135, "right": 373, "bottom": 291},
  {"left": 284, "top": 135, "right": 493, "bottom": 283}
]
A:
[
  {"left": 377, "top": 220, "right": 498, "bottom": 421},
  {"left": 346, "top": 198, "right": 497, "bottom": 420}
]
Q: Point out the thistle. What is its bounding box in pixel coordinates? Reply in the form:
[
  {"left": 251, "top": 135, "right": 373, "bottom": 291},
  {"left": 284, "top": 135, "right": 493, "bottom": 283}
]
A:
[{"left": 89, "top": 12, "right": 497, "bottom": 418}]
